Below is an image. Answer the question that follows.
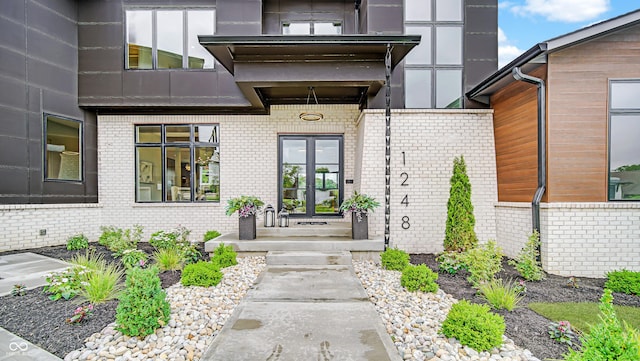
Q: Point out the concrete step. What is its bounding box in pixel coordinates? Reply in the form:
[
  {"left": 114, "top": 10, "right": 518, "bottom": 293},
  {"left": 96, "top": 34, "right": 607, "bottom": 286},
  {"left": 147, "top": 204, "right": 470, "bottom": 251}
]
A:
[
  {"left": 257, "top": 222, "right": 351, "bottom": 237},
  {"left": 266, "top": 251, "right": 352, "bottom": 266},
  {"left": 206, "top": 235, "right": 384, "bottom": 253}
]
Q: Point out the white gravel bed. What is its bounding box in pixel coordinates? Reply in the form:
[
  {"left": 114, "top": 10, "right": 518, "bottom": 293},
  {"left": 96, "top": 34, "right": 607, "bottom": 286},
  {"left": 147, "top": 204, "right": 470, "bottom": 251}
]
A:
[
  {"left": 352, "top": 260, "right": 541, "bottom": 361},
  {"left": 64, "top": 256, "right": 266, "bottom": 361}
]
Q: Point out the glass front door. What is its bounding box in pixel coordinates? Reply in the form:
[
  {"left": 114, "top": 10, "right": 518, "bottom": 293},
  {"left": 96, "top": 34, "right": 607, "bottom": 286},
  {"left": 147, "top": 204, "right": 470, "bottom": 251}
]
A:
[{"left": 279, "top": 135, "right": 343, "bottom": 217}]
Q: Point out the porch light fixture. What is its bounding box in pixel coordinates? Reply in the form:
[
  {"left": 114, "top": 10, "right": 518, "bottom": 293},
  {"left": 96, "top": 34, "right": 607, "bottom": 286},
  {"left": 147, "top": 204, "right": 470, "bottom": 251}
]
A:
[
  {"left": 299, "top": 87, "right": 324, "bottom": 121},
  {"left": 278, "top": 208, "right": 290, "bottom": 227},
  {"left": 264, "top": 204, "right": 276, "bottom": 227}
]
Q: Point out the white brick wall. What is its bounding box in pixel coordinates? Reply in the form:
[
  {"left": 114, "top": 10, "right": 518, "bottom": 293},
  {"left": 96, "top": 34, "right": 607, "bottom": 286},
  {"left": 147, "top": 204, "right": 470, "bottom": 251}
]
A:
[
  {"left": 495, "top": 202, "right": 533, "bottom": 259},
  {"left": 541, "top": 202, "right": 640, "bottom": 277},
  {"left": 357, "top": 109, "right": 498, "bottom": 254}
]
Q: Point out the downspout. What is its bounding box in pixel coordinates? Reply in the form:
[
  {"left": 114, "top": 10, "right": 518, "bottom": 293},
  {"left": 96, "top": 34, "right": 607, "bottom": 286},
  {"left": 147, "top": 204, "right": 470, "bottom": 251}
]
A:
[
  {"left": 512, "top": 67, "right": 546, "bottom": 261},
  {"left": 354, "top": 1, "right": 361, "bottom": 34}
]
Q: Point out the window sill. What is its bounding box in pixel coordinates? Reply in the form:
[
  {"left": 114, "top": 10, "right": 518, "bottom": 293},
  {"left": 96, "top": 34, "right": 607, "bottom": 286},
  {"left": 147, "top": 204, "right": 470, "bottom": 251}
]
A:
[{"left": 132, "top": 202, "right": 220, "bottom": 208}]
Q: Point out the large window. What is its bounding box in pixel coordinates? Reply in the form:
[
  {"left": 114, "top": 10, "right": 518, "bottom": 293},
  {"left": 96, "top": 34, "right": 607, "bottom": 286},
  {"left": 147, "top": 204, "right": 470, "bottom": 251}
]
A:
[
  {"left": 126, "top": 9, "right": 215, "bottom": 69},
  {"left": 404, "top": 0, "right": 463, "bottom": 109},
  {"left": 44, "top": 114, "right": 82, "bottom": 181},
  {"left": 135, "top": 124, "right": 220, "bottom": 203},
  {"left": 609, "top": 81, "right": 640, "bottom": 200},
  {"left": 282, "top": 22, "right": 342, "bottom": 35}
]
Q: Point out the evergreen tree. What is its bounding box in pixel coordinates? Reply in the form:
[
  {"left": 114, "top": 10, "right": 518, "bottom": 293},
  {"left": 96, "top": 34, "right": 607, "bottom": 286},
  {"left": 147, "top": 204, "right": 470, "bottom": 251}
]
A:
[{"left": 444, "top": 156, "right": 478, "bottom": 252}]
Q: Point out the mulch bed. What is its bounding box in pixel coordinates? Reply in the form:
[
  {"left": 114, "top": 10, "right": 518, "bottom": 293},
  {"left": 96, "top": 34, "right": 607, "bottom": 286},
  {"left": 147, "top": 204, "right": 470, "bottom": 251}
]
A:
[
  {"left": 410, "top": 254, "right": 640, "bottom": 360},
  {"left": 0, "top": 242, "right": 208, "bottom": 358}
]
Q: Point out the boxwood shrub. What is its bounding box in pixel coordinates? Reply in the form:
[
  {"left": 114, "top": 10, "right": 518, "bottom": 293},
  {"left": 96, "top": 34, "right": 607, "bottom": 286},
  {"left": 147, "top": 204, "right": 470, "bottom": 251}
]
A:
[
  {"left": 181, "top": 261, "right": 223, "bottom": 287},
  {"left": 380, "top": 248, "right": 410, "bottom": 271},
  {"left": 605, "top": 269, "right": 640, "bottom": 296},
  {"left": 441, "top": 300, "right": 505, "bottom": 352},
  {"left": 401, "top": 264, "right": 439, "bottom": 293},
  {"left": 211, "top": 243, "right": 237, "bottom": 269}
]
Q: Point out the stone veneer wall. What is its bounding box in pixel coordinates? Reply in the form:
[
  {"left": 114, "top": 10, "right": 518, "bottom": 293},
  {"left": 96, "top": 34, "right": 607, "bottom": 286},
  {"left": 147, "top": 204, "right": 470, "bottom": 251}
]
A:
[
  {"left": 357, "top": 109, "right": 498, "bottom": 254},
  {"left": 540, "top": 202, "right": 640, "bottom": 277}
]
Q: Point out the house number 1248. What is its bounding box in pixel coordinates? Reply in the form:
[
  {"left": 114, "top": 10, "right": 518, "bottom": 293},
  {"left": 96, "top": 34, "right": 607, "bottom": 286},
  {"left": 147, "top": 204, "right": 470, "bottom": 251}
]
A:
[{"left": 400, "top": 151, "right": 410, "bottom": 229}]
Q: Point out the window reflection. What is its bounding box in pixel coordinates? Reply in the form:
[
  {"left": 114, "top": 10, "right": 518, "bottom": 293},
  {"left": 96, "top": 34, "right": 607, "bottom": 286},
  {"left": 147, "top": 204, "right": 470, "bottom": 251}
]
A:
[
  {"left": 436, "top": 69, "right": 462, "bottom": 108},
  {"left": 404, "top": 26, "right": 432, "bottom": 65},
  {"left": 405, "top": 0, "right": 431, "bottom": 21},
  {"left": 436, "top": 27, "right": 462, "bottom": 65},
  {"left": 188, "top": 11, "right": 215, "bottom": 69},
  {"left": 405, "top": 69, "right": 432, "bottom": 108},
  {"left": 436, "top": 0, "right": 462, "bottom": 21},
  {"left": 45, "top": 115, "right": 82, "bottom": 181},
  {"left": 126, "top": 11, "right": 152, "bottom": 69}
]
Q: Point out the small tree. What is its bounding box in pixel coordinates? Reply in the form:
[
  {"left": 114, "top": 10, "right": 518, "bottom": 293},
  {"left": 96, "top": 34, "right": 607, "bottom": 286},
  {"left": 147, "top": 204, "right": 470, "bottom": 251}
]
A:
[{"left": 444, "top": 156, "right": 478, "bottom": 252}]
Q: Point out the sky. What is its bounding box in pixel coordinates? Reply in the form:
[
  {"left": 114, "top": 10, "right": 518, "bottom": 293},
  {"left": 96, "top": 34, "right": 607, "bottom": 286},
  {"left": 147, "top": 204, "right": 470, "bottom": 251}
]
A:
[{"left": 498, "top": 0, "right": 640, "bottom": 67}]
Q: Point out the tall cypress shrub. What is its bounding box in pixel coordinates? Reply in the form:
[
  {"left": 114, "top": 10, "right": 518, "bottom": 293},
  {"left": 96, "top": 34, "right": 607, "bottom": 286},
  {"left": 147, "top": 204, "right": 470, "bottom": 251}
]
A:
[{"left": 444, "top": 156, "right": 478, "bottom": 252}]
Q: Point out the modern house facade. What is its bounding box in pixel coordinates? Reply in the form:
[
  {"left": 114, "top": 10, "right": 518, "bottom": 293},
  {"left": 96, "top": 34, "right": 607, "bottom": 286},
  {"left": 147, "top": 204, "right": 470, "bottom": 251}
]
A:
[{"left": 1, "top": 0, "right": 637, "bottom": 277}]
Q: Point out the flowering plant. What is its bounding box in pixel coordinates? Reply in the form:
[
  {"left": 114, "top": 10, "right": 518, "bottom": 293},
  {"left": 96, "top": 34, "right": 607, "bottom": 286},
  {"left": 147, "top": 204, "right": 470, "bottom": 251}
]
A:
[
  {"left": 548, "top": 320, "right": 576, "bottom": 345},
  {"left": 514, "top": 279, "right": 527, "bottom": 294},
  {"left": 339, "top": 191, "right": 380, "bottom": 221},
  {"left": 225, "top": 196, "right": 264, "bottom": 218},
  {"left": 66, "top": 304, "right": 94, "bottom": 324},
  {"left": 11, "top": 284, "right": 27, "bottom": 297},
  {"left": 43, "top": 266, "right": 88, "bottom": 301}
]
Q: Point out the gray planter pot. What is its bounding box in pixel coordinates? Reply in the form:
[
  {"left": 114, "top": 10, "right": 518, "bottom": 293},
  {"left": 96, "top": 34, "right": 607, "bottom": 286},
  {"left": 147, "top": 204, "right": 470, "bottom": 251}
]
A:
[
  {"left": 238, "top": 214, "right": 256, "bottom": 240},
  {"left": 351, "top": 212, "right": 368, "bottom": 240}
]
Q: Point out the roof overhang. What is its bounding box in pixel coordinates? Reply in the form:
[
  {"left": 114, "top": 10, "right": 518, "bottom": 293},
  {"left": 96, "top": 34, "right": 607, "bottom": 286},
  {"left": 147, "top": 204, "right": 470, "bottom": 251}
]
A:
[{"left": 199, "top": 35, "right": 420, "bottom": 109}]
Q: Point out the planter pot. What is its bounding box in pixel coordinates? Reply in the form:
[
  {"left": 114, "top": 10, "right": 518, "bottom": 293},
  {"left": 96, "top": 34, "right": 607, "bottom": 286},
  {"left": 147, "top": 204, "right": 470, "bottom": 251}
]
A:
[
  {"left": 238, "top": 214, "right": 257, "bottom": 240},
  {"left": 351, "top": 212, "right": 368, "bottom": 240}
]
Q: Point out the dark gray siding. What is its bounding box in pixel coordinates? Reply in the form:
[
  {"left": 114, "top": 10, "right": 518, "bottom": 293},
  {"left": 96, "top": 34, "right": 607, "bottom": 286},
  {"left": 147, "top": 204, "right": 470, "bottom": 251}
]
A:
[
  {"left": 465, "top": 0, "right": 498, "bottom": 107},
  {"left": 0, "top": 0, "right": 97, "bottom": 204}
]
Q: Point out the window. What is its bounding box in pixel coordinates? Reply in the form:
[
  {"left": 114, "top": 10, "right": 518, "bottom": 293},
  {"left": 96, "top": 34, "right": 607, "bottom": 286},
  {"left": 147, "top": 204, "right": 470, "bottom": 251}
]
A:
[
  {"left": 135, "top": 124, "right": 220, "bottom": 202},
  {"left": 609, "top": 81, "right": 640, "bottom": 200},
  {"left": 404, "top": 0, "right": 463, "bottom": 109},
  {"left": 126, "top": 9, "right": 215, "bottom": 69},
  {"left": 282, "top": 22, "right": 342, "bottom": 35},
  {"left": 44, "top": 114, "right": 82, "bottom": 181}
]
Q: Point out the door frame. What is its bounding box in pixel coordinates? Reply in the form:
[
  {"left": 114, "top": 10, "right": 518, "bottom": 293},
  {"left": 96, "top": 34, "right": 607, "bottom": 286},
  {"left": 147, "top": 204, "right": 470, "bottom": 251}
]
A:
[{"left": 278, "top": 134, "right": 344, "bottom": 218}]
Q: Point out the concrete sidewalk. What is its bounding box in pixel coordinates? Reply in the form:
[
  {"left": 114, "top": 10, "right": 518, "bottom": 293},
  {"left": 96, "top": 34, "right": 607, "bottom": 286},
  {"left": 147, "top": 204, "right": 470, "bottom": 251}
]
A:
[{"left": 202, "top": 251, "right": 401, "bottom": 361}]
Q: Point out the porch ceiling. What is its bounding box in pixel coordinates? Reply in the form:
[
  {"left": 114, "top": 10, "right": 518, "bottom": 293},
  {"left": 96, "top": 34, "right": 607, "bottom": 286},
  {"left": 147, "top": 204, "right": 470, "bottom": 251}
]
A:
[{"left": 199, "top": 35, "right": 420, "bottom": 109}]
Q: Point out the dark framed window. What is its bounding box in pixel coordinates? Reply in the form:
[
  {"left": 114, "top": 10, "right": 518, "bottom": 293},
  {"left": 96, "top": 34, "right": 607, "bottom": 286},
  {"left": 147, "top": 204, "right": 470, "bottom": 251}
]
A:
[
  {"left": 44, "top": 114, "right": 82, "bottom": 182},
  {"left": 126, "top": 9, "right": 215, "bottom": 69},
  {"left": 609, "top": 80, "right": 640, "bottom": 200},
  {"left": 135, "top": 124, "right": 220, "bottom": 203},
  {"left": 282, "top": 22, "right": 342, "bottom": 35}
]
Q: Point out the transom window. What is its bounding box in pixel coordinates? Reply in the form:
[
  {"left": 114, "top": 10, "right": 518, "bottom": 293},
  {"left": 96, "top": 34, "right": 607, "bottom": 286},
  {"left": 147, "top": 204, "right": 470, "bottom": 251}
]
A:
[
  {"left": 126, "top": 9, "right": 215, "bottom": 69},
  {"left": 609, "top": 80, "right": 640, "bottom": 200},
  {"left": 282, "top": 22, "right": 342, "bottom": 35},
  {"left": 135, "top": 124, "right": 220, "bottom": 203},
  {"left": 44, "top": 114, "right": 82, "bottom": 182}
]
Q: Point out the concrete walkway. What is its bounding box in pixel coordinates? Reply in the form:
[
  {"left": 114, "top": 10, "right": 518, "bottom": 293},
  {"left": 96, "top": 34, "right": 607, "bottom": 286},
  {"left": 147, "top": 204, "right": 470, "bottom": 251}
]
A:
[{"left": 201, "top": 251, "right": 401, "bottom": 361}]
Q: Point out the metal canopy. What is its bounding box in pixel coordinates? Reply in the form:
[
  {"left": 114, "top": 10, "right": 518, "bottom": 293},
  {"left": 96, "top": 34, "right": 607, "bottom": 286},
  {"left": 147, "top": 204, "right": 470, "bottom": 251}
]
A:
[{"left": 199, "top": 35, "right": 420, "bottom": 109}]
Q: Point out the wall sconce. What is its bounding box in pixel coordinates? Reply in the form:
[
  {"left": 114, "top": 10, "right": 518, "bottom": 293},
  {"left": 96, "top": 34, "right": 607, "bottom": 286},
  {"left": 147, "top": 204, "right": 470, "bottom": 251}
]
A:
[
  {"left": 264, "top": 204, "right": 276, "bottom": 227},
  {"left": 299, "top": 86, "right": 324, "bottom": 121},
  {"left": 278, "top": 208, "right": 290, "bottom": 227}
]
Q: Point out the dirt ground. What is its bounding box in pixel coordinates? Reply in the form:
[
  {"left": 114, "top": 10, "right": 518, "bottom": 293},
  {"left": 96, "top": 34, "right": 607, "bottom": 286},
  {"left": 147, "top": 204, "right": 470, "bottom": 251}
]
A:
[{"left": 410, "top": 254, "right": 640, "bottom": 360}]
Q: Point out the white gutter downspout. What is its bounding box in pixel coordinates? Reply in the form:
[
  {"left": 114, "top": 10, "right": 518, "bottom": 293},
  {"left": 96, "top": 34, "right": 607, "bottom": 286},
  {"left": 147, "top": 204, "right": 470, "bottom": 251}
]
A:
[{"left": 512, "top": 67, "right": 546, "bottom": 261}]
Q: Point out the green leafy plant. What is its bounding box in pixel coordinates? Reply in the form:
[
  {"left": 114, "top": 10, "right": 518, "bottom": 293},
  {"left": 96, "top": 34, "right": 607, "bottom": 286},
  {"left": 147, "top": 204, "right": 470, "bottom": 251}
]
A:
[
  {"left": 548, "top": 321, "right": 576, "bottom": 346},
  {"left": 564, "top": 289, "right": 639, "bottom": 361},
  {"left": 400, "top": 264, "right": 439, "bottom": 293},
  {"left": 211, "top": 243, "right": 237, "bottom": 269},
  {"left": 443, "top": 156, "right": 478, "bottom": 252},
  {"left": 463, "top": 240, "right": 504, "bottom": 285},
  {"left": 11, "top": 284, "right": 27, "bottom": 297},
  {"left": 181, "top": 261, "right": 223, "bottom": 287},
  {"left": 153, "top": 247, "right": 184, "bottom": 271},
  {"left": 514, "top": 279, "right": 527, "bottom": 294},
  {"left": 77, "top": 263, "right": 123, "bottom": 304},
  {"left": 66, "top": 304, "right": 94, "bottom": 324},
  {"left": 478, "top": 278, "right": 524, "bottom": 311},
  {"left": 605, "top": 269, "right": 640, "bottom": 296},
  {"left": 115, "top": 267, "right": 170, "bottom": 337},
  {"left": 149, "top": 230, "right": 179, "bottom": 250},
  {"left": 203, "top": 230, "right": 221, "bottom": 242},
  {"left": 66, "top": 234, "right": 89, "bottom": 251},
  {"left": 98, "top": 225, "right": 142, "bottom": 255},
  {"left": 380, "top": 248, "right": 410, "bottom": 271},
  {"left": 98, "top": 226, "right": 121, "bottom": 248},
  {"left": 508, "top": 231, "right": 544, "bottom": 281},
  {"left": 69, "top": 250, "right": 107, "bottom": 271},
  {"left": 339, "top": 191, "right": 380, "bottom": 221},
  {"left": 43, "top": 266, "right": 87, "bottom": 301},
  {"left": 120, "top": 249, "right": 148, "bottom": 269},
  {"left": 436, "top": 251, "right": 468, "bottom": 274},
  {"left": 441, "top": 300, "right": 505, "bottom": 352},
  {"left": 225, "top": 195, "right": 264, "bottom": 217}
]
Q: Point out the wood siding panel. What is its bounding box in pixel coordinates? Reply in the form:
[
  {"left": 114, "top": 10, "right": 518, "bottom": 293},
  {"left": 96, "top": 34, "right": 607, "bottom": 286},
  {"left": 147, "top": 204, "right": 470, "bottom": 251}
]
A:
[
  {"left": 490, "top": 66, "right": 545, "bottom": 202},
  {"left": 547, "top": 25, "right": 640, "bottom": 202}
]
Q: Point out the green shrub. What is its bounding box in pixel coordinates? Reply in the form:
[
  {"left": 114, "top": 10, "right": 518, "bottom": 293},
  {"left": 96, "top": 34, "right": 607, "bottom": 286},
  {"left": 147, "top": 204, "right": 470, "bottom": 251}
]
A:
[
  {"left": 508, "top": 231, "right": 544, "bottom": 281},
  {"left": 211, "top": 243, "right": 237, "bottom": 269},
  {"left": 463, "top": 240, "right": 504, "bottom": 285},
  {"left": 401, "top": 265, "right": 439, "bottom": 293},
  {"left": 441, "top": 300, "right": 505, "bottom": 352},
  {"left": 444, "top": 156, "right": 478, "bottom": 252},
  {"left": 181, "top": 261, "right": 223, "bottom": 287},
  {"left": 78, "top": 263, "right": 123, "bottom": 304},
  {"left": 179, "top": 242, "right": 202, "bottom": 265},
  {"left": 43, "top": 266, "right": 85, "bottom": 301},
  {"left": 605, "top": 269, "right": 640, "bottom": 296},
  {"left": 564, "top": 289, "right": 639, "bottom": 361},
  {"left": 203, "top": 230, "right": 221, "bottom": 242},
  {"left": 149, "top": 227, "right": 191, "bottom": 250},
  {"left": 115, "top": 267, "right": 170, "bottom": 337},
  {"left": 380, "top": 248, "right": 410, "bottom": 271},
  {"left": 436, "top": 251, "right": 468, "bottom": 274},
  {"left": 478, "top": 278, "right": 524, "bottom": 311},
  {"left": 98, "top": 226, "right": 121, "bottom": 248},
  {"left": 153, "top": 247, "right": 184, "bottom": 271},
  {"left": 98, "top": 225, "right": 142, "bottom": 255},
  {"left": 120, "top": 249, "right": 148, "bottom": 269},
  {"left": 66, "top": 234, "right": 89, "bottom": 250}
]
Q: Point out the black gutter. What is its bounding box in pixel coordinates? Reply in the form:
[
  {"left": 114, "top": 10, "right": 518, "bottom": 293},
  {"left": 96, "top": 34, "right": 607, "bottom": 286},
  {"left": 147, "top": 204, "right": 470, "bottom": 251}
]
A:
[{"left": 512, "top": 67, "right": 546, "bottom": 260}]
